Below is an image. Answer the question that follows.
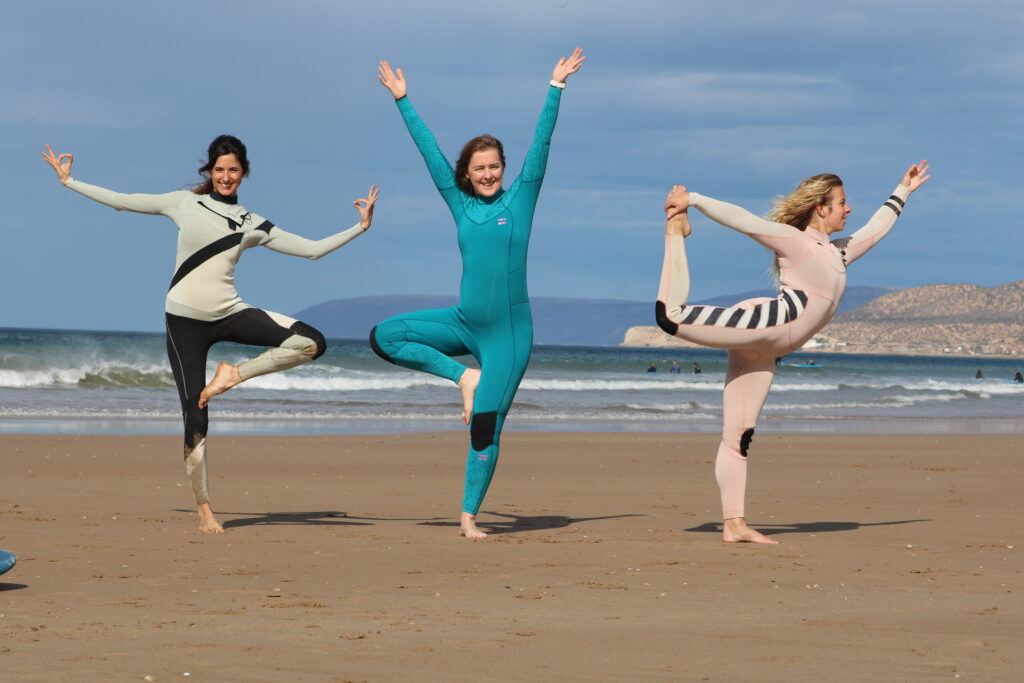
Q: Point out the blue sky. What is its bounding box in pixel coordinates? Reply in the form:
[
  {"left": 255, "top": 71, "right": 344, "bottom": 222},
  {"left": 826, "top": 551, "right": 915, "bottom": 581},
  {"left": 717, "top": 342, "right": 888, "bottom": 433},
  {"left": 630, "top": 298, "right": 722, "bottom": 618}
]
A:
[{"left": 4, "top": 1, "right": 1021, "bottom": 331}]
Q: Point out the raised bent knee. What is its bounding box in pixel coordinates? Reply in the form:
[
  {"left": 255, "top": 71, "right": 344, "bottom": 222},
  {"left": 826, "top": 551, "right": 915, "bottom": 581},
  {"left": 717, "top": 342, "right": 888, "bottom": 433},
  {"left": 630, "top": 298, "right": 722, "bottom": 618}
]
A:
[
  {"left": 655, "top": 301, "right": 679, "bottom": 335},
  {"left": 368, "top": 324, "right": 397, "bottom": 364},
  {"left": 290, "top": 321, "right": 327, "bottom": 360}
]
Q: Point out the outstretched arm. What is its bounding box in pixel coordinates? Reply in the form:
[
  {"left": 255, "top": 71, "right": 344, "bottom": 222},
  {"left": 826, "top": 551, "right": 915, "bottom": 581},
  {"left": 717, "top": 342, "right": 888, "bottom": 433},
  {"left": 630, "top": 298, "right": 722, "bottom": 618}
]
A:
[
  {"left": 835, "top": 159, "right": 930, "bottom": 265},
  {"left": 263, "top": 185, "right": 380, "bottom": 260},
  {"left": 520, "top": 48, "right": 586, "bottom": 183},
  {"left": 682, "top": 191, "right": 794, "bottom": 238},
  {"left": 378, "top": 60, "right": 457, "bottom": 194},
  {"left": 43, "top": 144, "right": 181, "bottom": 214}
]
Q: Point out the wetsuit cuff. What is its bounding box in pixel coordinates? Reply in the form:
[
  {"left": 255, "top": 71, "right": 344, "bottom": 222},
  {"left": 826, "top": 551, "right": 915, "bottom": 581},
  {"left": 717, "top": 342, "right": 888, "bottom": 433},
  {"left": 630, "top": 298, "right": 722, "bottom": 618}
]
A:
[{"left": 549, "top": 79, "right": 565, "bottom": 89}]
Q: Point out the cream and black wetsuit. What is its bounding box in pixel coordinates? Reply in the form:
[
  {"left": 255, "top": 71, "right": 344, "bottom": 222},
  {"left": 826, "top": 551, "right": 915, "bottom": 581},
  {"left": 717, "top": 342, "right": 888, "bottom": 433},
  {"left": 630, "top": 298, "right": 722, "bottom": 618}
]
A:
[
  {"left": 65, "top": 178, "right": 365, "bottom": 505},
  {"left": 370, "top": 83, "right": 563, "bottom": 515}
]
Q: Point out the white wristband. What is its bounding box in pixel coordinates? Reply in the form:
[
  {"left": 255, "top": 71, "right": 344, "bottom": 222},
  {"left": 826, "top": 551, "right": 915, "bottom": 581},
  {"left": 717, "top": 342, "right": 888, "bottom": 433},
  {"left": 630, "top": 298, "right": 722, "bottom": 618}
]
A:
[{"left": 549, "top": 79, "right": 566, "bottom": 89}]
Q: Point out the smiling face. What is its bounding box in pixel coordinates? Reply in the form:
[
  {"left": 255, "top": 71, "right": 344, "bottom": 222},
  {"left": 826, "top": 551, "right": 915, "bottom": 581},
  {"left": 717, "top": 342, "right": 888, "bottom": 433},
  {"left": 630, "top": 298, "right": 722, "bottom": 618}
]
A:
[
  {"left": 210, "top": 153, "right": 244, "bottom": 196},
  {"left": 818, "top": 187, "right": 852, "bottom": 234},
  {"left": 465, "top": 148, "right": 504, "bottom": 197}
]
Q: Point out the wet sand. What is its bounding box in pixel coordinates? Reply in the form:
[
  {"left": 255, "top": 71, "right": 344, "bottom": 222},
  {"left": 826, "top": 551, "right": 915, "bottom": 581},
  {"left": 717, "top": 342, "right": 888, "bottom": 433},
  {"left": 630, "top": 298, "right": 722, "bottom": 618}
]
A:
[{"left": 1, "top": 432, "right": 1020, "bottom": 681}]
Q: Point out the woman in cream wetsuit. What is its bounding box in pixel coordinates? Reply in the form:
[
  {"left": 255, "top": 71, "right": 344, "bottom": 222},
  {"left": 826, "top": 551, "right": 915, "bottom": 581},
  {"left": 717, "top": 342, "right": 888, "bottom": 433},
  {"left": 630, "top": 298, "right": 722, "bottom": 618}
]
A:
[
  {"left": 42, "top": 137, "right": 379, "bottom": 534},
  {"left": 657, "top": 161, "right": 930, "bottom": 543},
  {"left": 371, "top": 49, "right": 585, "bottom": 538}
]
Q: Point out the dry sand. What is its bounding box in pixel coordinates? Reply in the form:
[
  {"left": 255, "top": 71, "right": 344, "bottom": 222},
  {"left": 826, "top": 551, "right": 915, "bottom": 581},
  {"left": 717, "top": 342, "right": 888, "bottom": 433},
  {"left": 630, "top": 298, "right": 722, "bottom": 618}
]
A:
[{"left": 1, "top": 432, "right": 1020, "bottom": 681}]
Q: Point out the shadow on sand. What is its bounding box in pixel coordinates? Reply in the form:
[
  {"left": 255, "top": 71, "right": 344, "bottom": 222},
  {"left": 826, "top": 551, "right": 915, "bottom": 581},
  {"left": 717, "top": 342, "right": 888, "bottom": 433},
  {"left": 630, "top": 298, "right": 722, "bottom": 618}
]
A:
[
  {"left": 420, "top": 511, "right": 646, "bottom": 536},
  {"left": 685, "top": 519, "right": 931, "bottom": 538},
  {"left": 172, "top": 509, "right": 447, "bottom": 530},
  {"left": 0, "top": 583, "right": 28, "bottom": 592}
]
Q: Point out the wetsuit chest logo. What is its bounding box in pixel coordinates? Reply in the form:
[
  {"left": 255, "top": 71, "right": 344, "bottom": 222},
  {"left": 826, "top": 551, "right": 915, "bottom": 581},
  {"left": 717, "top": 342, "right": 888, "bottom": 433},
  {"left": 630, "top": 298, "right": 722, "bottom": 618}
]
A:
[
  {"left": 496, "top": 217, "right": 508, "bottom": 226},
  {"left": 816, "top": 241, "right": 848, "bottom": 269}
]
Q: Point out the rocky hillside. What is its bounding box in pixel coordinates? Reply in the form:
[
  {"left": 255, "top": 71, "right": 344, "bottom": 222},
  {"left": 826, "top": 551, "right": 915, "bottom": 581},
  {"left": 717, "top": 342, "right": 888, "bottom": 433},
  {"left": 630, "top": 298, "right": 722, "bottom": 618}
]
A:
[{"left": 622, "top": 281, "right": 1024, "bottom": 357}]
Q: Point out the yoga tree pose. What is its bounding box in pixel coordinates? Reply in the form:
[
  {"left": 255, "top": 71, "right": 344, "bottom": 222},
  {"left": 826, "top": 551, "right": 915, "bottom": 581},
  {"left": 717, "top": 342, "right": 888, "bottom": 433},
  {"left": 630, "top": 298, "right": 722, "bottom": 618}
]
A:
[
  {"left": 43, "top": 138, "right": 379, "bottom": 533},
  {"left": 370, "top": 49, "right": 585, "bottom": 538}
]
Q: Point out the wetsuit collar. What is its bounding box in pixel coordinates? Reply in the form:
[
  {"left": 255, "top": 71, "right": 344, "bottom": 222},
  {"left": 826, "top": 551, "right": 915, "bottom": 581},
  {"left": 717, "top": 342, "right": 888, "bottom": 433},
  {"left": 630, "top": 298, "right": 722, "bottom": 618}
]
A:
[
  {"left": 474, "top": 188, "right": 505, "bottom": 204},
  {"left": 806, "top": 226, "right": 829, "bottom": 243},
  {"left": 210, "top": 190, "right": 238, "bottom": 205}
]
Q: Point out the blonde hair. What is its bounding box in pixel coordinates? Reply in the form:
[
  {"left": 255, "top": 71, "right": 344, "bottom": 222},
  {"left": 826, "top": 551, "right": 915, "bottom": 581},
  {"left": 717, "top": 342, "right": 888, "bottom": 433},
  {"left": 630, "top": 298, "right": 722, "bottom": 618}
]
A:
[
  {"left": 766, "top": 173, "right": 843, "bottom": 230},
  {"left": 765, "top": 173, "right": 843, "bottom": 282}
]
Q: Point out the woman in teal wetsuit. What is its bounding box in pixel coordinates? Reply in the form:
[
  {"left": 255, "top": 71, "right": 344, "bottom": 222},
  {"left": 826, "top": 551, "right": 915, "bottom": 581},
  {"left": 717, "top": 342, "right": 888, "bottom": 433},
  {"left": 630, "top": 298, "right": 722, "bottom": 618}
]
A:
[{"left": 371, "top": 49, "right": 586, "bottom": 538}]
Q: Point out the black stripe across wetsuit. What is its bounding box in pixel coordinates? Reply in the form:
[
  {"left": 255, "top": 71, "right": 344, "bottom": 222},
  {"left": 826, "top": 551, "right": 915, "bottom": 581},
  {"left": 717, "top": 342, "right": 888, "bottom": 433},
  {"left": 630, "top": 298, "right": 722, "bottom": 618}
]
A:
[{"left": 66, "top": 178, "right": 364, "bottom": 504}]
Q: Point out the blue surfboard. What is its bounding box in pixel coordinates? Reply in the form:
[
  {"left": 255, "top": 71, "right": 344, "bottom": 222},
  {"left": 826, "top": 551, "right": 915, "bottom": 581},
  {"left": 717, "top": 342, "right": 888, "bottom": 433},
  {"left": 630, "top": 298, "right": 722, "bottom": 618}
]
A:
[{"left": 0, "top": 550, "right": 15, "bottom": 576}]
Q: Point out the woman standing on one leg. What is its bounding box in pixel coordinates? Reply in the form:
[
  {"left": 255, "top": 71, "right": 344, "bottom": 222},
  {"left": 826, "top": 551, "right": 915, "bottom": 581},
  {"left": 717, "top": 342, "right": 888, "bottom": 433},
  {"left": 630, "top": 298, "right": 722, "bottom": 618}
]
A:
[
  {"left": 42, "top": 137, "right": 379, "bottom": 534},
  {"left": 371, "top": 49, "right": 586, "bottom": 539},
  {"left": 656, "top": 162, "right": 930, "bottom": 543}
]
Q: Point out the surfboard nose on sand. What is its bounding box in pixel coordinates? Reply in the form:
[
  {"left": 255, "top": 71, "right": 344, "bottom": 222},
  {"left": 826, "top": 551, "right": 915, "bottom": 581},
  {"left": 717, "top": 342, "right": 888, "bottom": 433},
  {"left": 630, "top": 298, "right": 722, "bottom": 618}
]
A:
[{"left": 0, "top": 550, "right": 15, "bottom": 575}]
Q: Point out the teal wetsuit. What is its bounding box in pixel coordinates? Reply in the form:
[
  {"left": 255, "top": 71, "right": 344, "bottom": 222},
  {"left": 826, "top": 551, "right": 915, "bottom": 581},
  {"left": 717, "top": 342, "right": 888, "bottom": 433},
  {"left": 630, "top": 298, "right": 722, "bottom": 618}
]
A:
[{"left": 371, "top": 85, "right": 563, "bottom": 514}]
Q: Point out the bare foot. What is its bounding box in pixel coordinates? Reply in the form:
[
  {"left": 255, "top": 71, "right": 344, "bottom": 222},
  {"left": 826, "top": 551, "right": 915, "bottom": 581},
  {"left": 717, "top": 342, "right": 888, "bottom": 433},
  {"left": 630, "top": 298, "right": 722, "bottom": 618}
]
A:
[
  {"left": 199, "top": 362, "right": 242, "bottom": 408},
  {"left": 666, "top": 210, "right": 692, "bottom": 237},
  {"left": 457, "top": 368, "right": 481, "bottom": 425},
  {"left": 722, "top": 517, "right": 778, "bottom": 544},
  {"left": 459, "top": 512, "right": 487, "bottom": 539},
  {"left": 196, "top": 503, "right": 225, "bottom": 535}
]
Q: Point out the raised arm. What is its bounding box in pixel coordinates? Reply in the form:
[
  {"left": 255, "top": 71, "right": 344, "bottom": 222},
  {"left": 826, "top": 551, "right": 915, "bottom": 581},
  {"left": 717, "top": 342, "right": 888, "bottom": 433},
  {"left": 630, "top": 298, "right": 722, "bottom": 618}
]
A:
[
  {"left": 43, "top": 145, "right": 181, "bottom": 215},
  {"left": 667, "top": 186, "right": 794, "bottom": 238},
  {"left": 377, "top": 61, "right": 457, "bottom": 193},
  {"left": 520, "top": 48, "right": 586, "bottom": 183},
  {"left": 263, "top": 185, "right": 379, "bottom": 260},
  {"left": 834, "top": 160, "right": 930, "bottom": 265}
]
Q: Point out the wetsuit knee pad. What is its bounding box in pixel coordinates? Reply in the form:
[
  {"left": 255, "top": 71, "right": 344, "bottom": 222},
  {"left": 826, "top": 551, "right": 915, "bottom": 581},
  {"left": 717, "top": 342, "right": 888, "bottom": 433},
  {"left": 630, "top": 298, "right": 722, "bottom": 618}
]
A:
[
  {"left": 470, "top": 411, "right": 498, "bottom": 451},
  {"left": 368, "top": 325, "right": 396, "bottom": 364},
  {"left": 184, "top": 406, "right": 208, "bottom": 447},
  {"left": 290, "top": 321, "right": 327, "bottom": 360},
  {"left": 739, "top": 428, "right": 755, "bottom": 457},
  {"left": 655, "top": 301, "right": 679, "bottom": 335}
]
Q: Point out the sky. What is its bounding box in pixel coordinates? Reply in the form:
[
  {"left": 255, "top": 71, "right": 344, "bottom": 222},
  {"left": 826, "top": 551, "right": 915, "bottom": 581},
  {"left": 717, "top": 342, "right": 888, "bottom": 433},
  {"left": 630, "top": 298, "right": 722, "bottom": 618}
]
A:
[{"left": 3, "top": 0, "right": 1021, "bottom": 332}]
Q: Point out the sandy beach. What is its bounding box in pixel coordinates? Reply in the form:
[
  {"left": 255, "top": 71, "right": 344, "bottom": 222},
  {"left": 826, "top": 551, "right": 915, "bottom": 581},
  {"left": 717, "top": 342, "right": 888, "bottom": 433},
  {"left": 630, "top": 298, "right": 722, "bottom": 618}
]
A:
[{"left": 1, "top": 432, "right": 1020, "bottom": 681}]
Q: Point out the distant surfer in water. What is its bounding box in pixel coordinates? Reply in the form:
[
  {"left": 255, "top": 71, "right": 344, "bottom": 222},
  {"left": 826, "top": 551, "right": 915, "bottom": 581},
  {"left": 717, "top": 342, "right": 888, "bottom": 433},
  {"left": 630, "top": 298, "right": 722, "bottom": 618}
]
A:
[
  {"left": 42, "top": 139, "right": 379, "bottom": 534},
  {"left": 655, "top": 161, "right": 931, "bottom": 543},
  {"left": 1014, "top": 369, "right": 1023, "bottom": 384}
]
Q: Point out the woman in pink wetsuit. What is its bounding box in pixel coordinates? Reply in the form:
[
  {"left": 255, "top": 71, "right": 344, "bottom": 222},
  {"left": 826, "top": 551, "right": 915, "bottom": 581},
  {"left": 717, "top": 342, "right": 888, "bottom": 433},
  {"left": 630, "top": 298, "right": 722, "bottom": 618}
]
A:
[{"left": 656, "top": 161, "right": 931, "bottom": 543}]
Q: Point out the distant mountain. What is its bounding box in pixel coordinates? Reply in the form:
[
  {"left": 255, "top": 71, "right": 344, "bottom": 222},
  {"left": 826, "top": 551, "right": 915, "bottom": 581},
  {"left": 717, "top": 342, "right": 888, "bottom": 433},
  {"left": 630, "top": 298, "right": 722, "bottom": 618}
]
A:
[
  {"left": 294, "top": 286, "right": 895, "bottom": 347},
  {"left": 819, "top": 281, "right": 1024, "bottom": 355}
]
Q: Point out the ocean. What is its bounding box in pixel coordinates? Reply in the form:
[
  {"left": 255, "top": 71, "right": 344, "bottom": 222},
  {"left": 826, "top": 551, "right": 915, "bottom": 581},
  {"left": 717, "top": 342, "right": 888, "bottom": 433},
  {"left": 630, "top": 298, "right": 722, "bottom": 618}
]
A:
[{"left": 1, "top": 327, "right": 1021, "bottom": 436}]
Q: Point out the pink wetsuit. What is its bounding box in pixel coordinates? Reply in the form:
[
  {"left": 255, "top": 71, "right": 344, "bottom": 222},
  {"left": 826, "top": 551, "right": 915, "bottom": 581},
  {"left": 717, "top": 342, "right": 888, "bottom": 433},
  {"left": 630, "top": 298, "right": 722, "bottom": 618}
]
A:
[{"left": 656, "top": 185, "right": 911, "bottom": 519}]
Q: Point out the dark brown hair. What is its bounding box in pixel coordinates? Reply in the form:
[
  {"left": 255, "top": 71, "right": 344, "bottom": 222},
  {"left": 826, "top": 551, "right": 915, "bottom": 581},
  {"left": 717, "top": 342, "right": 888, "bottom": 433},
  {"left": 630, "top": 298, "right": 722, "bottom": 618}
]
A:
[
  {"left": 191, "top": 134, "right": 250, "bottom": 195},
  {"left": 454, "top": 135, "right": 505, "bottom": 195}
]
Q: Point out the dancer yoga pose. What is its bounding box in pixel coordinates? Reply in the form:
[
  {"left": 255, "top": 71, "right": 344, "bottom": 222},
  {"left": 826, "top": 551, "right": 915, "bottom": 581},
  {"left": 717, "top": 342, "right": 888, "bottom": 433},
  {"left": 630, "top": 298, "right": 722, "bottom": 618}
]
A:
[
  {"left": 657, "top": 161, "right": 930, "bottom": 543},
  {"left": 370, "top": 49, "right": 585, "bottom": 538},
  {"left": 42, "top": 138, "right": 379, "bottom": 534}
]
